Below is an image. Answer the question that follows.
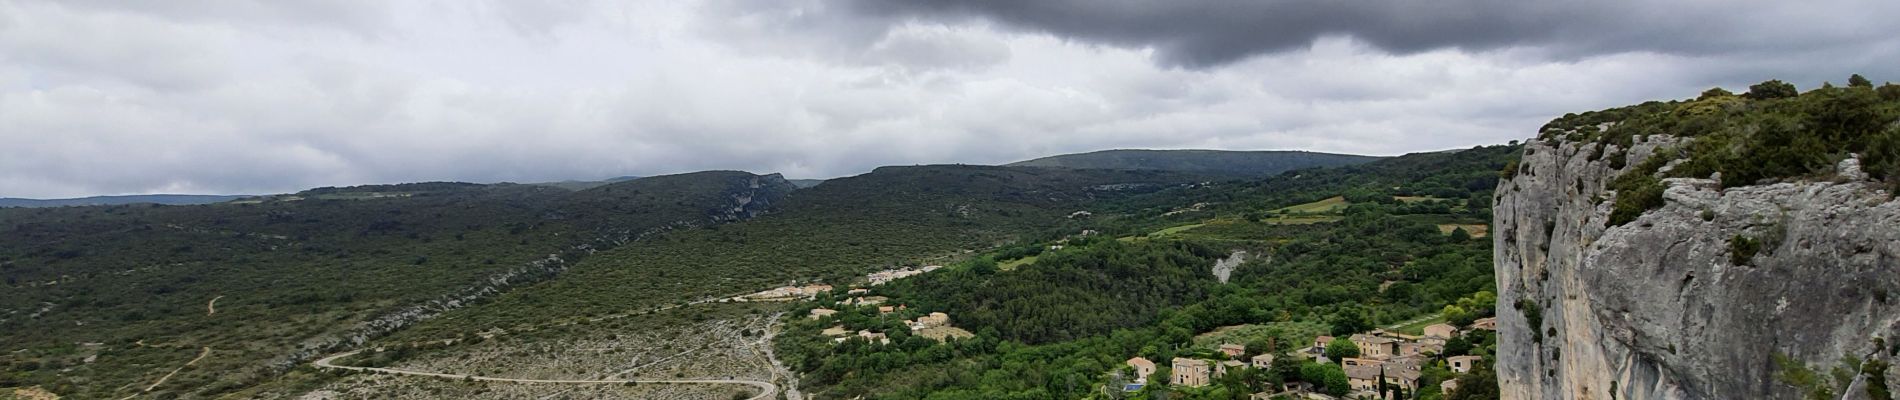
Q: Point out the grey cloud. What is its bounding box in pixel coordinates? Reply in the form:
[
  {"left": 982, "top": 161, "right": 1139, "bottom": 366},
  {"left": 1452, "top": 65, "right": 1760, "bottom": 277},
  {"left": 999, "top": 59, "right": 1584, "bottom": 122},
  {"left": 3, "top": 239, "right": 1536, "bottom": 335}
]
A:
[{"left": 826, "top": 0, "right": 1900, "bottom": 67}]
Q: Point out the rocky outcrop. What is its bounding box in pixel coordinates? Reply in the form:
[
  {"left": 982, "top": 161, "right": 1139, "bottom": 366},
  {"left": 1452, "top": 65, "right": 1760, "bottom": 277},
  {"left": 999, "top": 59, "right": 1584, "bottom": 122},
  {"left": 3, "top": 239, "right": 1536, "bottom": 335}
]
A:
[{"left": 1495, "top": 137, "right": 1900, "bottom": 399}]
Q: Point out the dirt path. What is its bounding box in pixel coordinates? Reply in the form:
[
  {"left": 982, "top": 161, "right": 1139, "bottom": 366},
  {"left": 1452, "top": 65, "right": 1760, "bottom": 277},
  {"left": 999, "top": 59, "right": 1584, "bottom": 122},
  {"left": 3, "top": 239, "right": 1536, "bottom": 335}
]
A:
[
  {"left": 206, "top": 295, "right": 223, "bottom": 316},
  {"left": 118, "top": 346, "right": 211, "bottom": 400},
  {"left": 313, "top": 351, "right": 777, "bottom": 400}
]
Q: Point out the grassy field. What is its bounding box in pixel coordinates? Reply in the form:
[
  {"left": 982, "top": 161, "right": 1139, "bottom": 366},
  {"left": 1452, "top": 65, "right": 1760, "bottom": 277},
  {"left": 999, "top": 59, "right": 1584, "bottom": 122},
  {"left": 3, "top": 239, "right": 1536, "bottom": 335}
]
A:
[
  {"left": 999, "top": 254, "right": 1039, "bottom": 271},
  {"left": 1149, "top": 222, "right": 1208, "bottom": 237},
  {"left": 1385, "top": 312, "right": 1448, "bottom": 335},
  {"left": 1261, "top": 216, "right": 1343, "bottom": 225},
  {"left": 1274, "top": 196, "right": 1348, "bottom": 214}
]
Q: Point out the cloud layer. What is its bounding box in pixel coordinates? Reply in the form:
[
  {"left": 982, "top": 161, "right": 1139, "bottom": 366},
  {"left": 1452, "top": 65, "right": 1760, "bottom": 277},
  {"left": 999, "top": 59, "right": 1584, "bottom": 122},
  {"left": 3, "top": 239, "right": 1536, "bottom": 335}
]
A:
[{"left": 2, "top": 0, "right": 1897, "bottom": 197}]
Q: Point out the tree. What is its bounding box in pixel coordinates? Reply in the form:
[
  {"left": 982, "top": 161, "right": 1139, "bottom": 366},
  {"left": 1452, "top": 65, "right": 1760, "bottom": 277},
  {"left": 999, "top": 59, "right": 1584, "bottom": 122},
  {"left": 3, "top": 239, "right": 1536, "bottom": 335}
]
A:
[
  {"left": 1322, "top": 364, "right": 1352, "bottom": 397},
  {"left": 1448, "top": 227, "right": 1472, "bottom": 243},
  {"left": 1700, "top": 87, "right": 1734, "bottom": 99},
  {"left": 1850, "top": 74, "right": 1874, "bottom": 88},
  {"left": 968, "top": 258, "right": 998, "bottom": 275},
  {"left": 1446, "top": 363, "right": 1500, "bottom": 400},
  {"left": 1746, "top": 80, "right": 1799, "bottom": 100},
  {"left": 1326, "top": 338, "right": 1362, "bottom": 360}
]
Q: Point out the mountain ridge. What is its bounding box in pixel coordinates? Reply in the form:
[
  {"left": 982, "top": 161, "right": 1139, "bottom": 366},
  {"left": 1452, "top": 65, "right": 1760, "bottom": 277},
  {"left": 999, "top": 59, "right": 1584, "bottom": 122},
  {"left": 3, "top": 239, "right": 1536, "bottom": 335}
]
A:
[{"left": 1006, "top": 148, "right": 1383, "bottom": 177}]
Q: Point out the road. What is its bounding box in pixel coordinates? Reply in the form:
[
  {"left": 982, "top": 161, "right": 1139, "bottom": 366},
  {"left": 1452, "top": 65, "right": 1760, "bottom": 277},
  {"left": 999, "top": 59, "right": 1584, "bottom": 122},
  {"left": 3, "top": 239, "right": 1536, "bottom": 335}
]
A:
[
  {"left": 206, "top": 295, "right": 223, "bottom": 316},
  {"left": 313, "top": 350, "right": 778, "bottom": 400}
]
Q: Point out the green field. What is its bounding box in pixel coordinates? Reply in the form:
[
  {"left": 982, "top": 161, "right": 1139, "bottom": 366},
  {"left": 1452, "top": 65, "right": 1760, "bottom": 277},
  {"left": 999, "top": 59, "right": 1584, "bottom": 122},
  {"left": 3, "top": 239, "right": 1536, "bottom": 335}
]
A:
[
  {"left": 1386, "top": 312, "right": 1449, "bottom": 335},
  {"left": 1275, "top": 196, "right": 1348, "bottom": 214},
  {"left": 998, "top": 254, "right": 1039, "bottom": 271}
]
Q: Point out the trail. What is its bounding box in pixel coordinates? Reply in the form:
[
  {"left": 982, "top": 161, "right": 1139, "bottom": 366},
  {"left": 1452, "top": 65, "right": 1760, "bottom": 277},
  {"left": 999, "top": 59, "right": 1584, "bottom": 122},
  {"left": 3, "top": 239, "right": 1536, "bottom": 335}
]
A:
[
  {"left": 121, "top": 294, "right": 227, "bottom": 399},
  {"left": 119, "top": 346, "right": 211, "bottom": 400},
  {"left": 313, "top": 351, "right": 776, "bottom": 400}
]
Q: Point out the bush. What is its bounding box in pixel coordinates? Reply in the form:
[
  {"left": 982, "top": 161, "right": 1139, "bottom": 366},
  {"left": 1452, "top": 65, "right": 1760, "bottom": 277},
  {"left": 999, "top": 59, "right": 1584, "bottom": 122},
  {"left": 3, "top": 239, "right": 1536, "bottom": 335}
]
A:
[
  {"left": 1746, "top": 80, "right": 1799, "bottom": 100},
  {"left": 1729, "top": 235, "right": 1761, "bottom": 265},
  {"left": 1607, "top": 175, "right": 1664, "bottom": 227}
]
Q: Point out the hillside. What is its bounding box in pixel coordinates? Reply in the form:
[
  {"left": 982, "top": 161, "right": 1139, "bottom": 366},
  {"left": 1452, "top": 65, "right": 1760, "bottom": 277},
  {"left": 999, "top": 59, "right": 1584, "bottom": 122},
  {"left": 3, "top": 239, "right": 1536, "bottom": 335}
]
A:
[
  {"left": 0, "top": 194, "right": 249, "bottom": 208},
  {"left": 772, "top": 146, "right": 1516, "bottom": 399},
  {"left": 0, "top": 171, "right": 790, "bottom": 399},
  {"left": 1495, "top": 79, "right": 1900, "bottom": 399},
  {"left": 1006, "top": 149, "right": 1382, "bottom": 178}
]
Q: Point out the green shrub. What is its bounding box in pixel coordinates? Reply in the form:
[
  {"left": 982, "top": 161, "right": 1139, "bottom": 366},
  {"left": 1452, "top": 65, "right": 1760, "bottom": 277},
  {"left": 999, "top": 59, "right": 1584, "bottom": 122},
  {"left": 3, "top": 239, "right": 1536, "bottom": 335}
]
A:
[
  {"left": 1607, "top": 174, "right": 1665, "bottom": 227},
  {"left": 1730, "top": 235, "right": 1761, "bottom": 265},
  {"left": 1747, "top": 80, "right": 1799, "bottom": 100}
]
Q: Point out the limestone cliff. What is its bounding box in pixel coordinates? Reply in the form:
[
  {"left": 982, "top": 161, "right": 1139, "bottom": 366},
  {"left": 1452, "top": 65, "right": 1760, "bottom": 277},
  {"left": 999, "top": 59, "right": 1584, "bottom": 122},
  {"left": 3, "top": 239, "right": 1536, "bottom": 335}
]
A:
[{"left": 1494, "top": 136, "right": 1900, "bottom": 399}]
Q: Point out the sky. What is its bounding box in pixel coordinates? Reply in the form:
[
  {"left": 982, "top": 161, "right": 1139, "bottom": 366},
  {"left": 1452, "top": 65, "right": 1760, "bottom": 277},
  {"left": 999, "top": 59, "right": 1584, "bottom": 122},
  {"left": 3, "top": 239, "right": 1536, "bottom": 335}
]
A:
[{"left": 3, "top": 1, "right": 1898, "bottom": 198}]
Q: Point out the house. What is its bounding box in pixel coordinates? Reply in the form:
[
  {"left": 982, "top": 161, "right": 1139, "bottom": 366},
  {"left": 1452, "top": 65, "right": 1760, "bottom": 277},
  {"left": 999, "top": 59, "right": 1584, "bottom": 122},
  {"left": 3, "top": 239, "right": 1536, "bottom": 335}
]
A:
[
  {"left": 808, "top": 308, "right": 837, "bottom": 320},
  {"left": 1448, "top": 355, "right": 1482, "bottom": 373},
  {"left": 878, "top": 305, "right": 906, "bottom": 314},
  {"left": 1344, "top": 364, "right": 1383, "bottom": 392},
  {"left": 916, "top": 312, "right": 950, "bottom": 328},
  {"left": 1217, "top": 360, "right": 1246, "bottom": 377},
  {"left": 1313, "top": 335, "right": 1335, "bottom": 354},
  {"left": 1219, "top": 343, "right": 1247, "bottom": 358},
  {"left": 855, "top": 330, "right": 890, "bottom": 345},
  {"left": 1251, "top": 353, "right": 1275, "bottom": 369},
  {"left": 1397, "top": 341, "right": 1435, "bottom": 357},
  {"left": 847, "top": 288, "right": 870, "bottom": 295},
  {"left": 848, "top": 296, "right": 888, "bottom": 306},
  {"left": 1126, "top": 357, "right": 1156, "bottom": 383},
  {"left": 1344, "top": 364, "right": 1420, "bottom": 394},
  {"left": 1423, "top": 323, "right": 1458, "bottom": 339},
  {"left": 1441, "top": 378, "right": 1460, "bottom": 394},
  {"left": 1471, "top": 317, "right": 1498, "bottom": 331},
  {"left": 1340, "top": 357, "right": 1384, "bottom": 367},
  {"left": 1350, "top": 334, "right": 1400, "bottom": 359},
  {"left": 1172, "top": 358, "right": 1212, "bottom": 387}
]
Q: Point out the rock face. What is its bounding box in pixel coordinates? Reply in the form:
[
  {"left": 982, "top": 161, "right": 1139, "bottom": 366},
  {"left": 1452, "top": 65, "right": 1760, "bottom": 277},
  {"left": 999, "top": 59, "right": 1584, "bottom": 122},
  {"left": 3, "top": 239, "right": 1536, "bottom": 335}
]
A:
[{"left": 1494, "top": 137, "right": 1900, "bottom": 399}]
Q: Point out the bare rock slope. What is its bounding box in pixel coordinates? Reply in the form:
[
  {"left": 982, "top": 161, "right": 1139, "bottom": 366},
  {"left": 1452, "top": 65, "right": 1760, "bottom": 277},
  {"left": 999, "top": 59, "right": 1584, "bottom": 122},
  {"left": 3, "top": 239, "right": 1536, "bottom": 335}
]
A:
[{"left": 1495, "top": 137, "right": 1900, "bottom": 399}]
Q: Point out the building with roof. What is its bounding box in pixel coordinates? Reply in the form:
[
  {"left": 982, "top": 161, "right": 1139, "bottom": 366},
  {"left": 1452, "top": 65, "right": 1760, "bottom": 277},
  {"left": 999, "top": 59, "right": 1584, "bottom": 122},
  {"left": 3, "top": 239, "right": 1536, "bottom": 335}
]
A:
[
  {"left": 1350, "top": 334, "right": 1400, "bottom": 359},
  {"left": 1251, "top": 353, "right": 1275, "bottom": 369},
  {"left": 1126, "top": 357, "right": 1156, "bottom": 383},
  {"left": 1423, "top": 323, "right": 1458, "bottom": 339},
  {"left": 1471, "top": 317, "right": 1498, "bottom": 331},
  {"left": 1172, "top": 358, "right": 1212, "bottom": 387},
  {"left": 1218, "top": 343, "right": 1247, "bottom": 358},
  {"left": 808, "top": 308, "right": 837, "bottom": 320},
  {"left": 1449, "top": 355, "right": 1482, "bottom": 373}
]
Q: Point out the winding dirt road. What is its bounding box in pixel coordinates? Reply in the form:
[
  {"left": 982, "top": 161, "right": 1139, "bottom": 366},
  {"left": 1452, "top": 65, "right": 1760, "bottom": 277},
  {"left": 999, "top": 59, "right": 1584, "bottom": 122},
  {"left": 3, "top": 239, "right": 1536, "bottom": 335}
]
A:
[{"left": 312, "top": 350, "right": 777, "bottom": 400}]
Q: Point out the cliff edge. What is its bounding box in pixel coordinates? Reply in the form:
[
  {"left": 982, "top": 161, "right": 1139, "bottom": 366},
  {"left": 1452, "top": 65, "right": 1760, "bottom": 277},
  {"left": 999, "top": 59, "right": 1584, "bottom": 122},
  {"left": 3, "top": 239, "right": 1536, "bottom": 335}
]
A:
[{"left": 1495, "top": 81, "right": 1900, "bottom": 399}]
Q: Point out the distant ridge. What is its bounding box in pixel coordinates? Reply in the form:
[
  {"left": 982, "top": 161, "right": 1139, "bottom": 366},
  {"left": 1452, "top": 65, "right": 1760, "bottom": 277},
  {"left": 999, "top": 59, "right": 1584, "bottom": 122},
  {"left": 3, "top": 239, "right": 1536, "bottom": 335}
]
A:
[
  {"left": 1006, "top": 149, "right": 1383, "bottom": 177},
  {"left": 0, "top": 194, "right": 248, "bottom": 208}
]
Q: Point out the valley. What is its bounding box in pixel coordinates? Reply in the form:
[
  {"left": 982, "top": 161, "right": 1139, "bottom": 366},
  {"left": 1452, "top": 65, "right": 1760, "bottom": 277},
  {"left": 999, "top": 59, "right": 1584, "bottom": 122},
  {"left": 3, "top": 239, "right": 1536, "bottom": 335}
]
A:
[{"left": 4, "top": 79, "right": 1898, "bottom": 399}]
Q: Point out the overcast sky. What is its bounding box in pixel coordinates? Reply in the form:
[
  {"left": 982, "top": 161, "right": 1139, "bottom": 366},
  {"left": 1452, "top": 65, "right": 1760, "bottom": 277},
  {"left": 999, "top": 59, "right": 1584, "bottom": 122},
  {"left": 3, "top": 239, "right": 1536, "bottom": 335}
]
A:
[{"left": 4, "top": 1, "right": 1898, "bottom": 198}]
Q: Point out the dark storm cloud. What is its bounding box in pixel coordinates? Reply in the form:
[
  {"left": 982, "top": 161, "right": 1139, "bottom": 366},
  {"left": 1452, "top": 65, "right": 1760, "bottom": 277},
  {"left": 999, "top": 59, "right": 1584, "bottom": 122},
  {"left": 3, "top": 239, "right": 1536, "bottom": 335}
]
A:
[{"left": 828, "top": 0, "right": 1900, "bottom": 67}]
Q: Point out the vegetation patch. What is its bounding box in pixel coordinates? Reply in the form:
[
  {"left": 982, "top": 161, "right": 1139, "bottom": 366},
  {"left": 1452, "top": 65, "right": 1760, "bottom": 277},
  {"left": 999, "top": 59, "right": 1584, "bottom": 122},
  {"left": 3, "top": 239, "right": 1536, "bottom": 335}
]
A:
[{"left": 1546, "top": 77, "right": 1900, "bottom": 227}]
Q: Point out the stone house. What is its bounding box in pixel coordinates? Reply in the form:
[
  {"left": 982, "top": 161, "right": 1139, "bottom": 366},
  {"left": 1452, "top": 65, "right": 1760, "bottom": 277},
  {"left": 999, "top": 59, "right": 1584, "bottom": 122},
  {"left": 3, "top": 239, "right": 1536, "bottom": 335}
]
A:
[
  {"left": 1126, "top": 357, "right": 1156, "bottom": 383},
  {"left": 1350, "top": 334, "right": 1399, "bottom": 359},
  {"left": 1448, "top": 355, "right": 1481, "bottom": 373},
  {"left": 1172, "top": 358, "right": 1212, "bottom": 387},
  {"left": 1219, "top": 343, "right": 1246, "bottom": 357},
  {"left": 1471, "top": 317, "right": 1498, "bottom": 331},
  {"left": 808, "top": 308, "right": 837, "bottom": 320},
  {"left": 1423, "top": 323, "right": 1457, "bottom": 339},
  {"left": 1251, "top": 353, "right": 1275, "bottom": 369}
]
